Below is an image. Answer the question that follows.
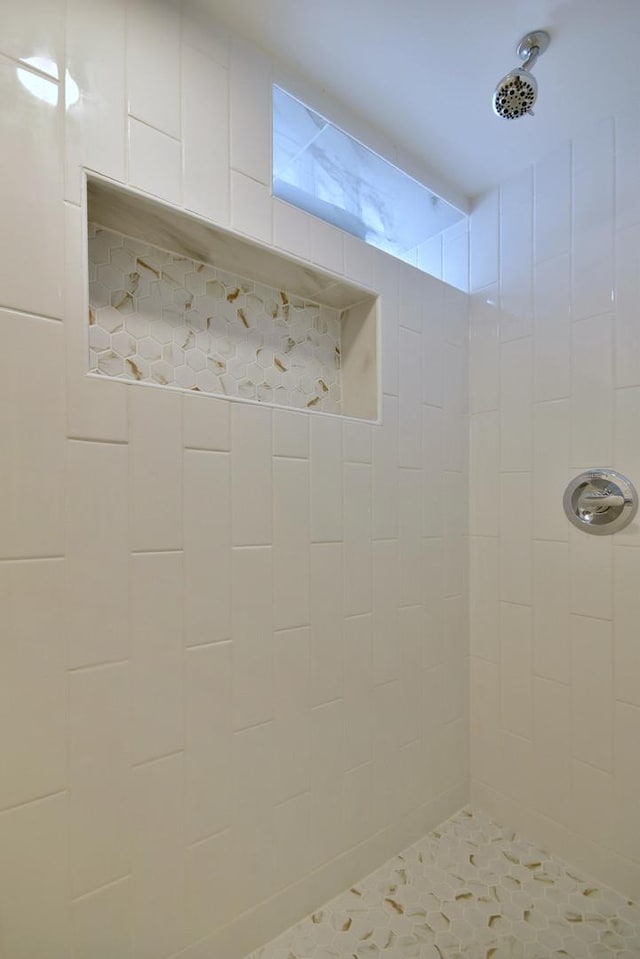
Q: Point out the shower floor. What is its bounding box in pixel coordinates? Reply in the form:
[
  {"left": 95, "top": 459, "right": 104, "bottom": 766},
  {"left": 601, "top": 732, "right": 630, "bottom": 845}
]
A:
[{"left": 246, "top": 808, "right": 640, "bottom": 959}]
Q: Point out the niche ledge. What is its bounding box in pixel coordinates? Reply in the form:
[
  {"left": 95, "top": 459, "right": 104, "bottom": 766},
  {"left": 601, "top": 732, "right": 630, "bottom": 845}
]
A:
[{"left": 85, "top": 177, "right": 379, "bottom": 421}]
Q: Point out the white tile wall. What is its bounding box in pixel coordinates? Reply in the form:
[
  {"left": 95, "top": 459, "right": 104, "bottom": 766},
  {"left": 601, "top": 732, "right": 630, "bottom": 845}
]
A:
[
  {"left": 470, "top": 110, "right": 640, "bottom": 902},
  {"left": 2, "top": 2, "right": 470, "bottom": 956}
]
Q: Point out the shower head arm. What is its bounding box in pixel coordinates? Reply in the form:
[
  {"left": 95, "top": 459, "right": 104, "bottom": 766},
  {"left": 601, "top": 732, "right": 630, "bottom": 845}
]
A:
[
  {"left": 520, "top": 45, "right": 540, "bottom": 72},
  {"left": 516, "top": 29, "right": 550, "bottom": 72}
]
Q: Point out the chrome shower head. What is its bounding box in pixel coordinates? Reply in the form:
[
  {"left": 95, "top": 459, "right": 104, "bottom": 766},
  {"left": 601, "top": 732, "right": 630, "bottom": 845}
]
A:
[{"left": 493, "top": 30, "right": 550, "bottom": 120}]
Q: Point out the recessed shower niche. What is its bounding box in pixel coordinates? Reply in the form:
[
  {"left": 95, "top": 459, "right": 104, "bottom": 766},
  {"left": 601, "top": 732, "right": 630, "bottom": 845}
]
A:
[{"left": 85, "top": 178, "right": 379, "bottom": 420}]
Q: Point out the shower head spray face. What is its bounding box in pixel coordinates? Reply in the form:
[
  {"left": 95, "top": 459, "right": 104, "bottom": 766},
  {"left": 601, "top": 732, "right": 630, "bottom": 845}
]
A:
[
  {"left": 493, "top": 30, "right": 550, "bottom": 120},
  {"left": 493, "top": 68, "right": 538, "bottom": 119}
]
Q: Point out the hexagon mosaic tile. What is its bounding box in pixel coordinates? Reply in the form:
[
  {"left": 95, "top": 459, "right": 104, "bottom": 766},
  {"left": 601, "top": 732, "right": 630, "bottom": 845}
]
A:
[
  {"left": 246, "top": 809, "right": 640, "bottom": 959},
  {"left": 87, "top": 224, "right": 342, "bottom": 412}
]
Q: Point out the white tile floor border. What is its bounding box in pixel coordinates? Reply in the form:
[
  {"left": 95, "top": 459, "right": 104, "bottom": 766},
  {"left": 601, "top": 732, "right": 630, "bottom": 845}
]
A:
[{"left": 245, "top": 808, "right": 640, "bottom": 959}]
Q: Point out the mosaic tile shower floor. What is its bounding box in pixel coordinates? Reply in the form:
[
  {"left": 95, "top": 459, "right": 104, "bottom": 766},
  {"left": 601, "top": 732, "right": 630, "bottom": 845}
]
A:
[{"left": 246, "top": 809, "right": 640, "bottom": 959}]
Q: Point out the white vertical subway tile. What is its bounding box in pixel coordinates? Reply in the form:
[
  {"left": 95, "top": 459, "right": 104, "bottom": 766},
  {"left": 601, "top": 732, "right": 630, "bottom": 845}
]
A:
[
  {"left": 0, "top": 0, "right": 64, "bottom": 69},
  {"left": 569, "top": 526, "right": 612, "bottom": 621},
  {"left": 443, "top": 470, "right": 467, "bottom": 600},
  {"left": 127, "top": 0, "right": 180, "bottom": 136},
  {"left": 0, "top": 560, "right": 66, "bottom": 810},
  {"left": 615, "top": 224, "right": 640, "bottom": 388},
  {"left": 310, "top": 412, "right": 342, "bottom": 542},
  {"left": 181, "top": 0, "right": 229, "bottom": 64},
  {"left": 470, "top": 188, "right": 499, "bottom": 291},
  {"left": 570, "top": 760, "right": 615, "bottom": 858},
  {"left": 374, "top": 253, "right": 399, "bottom": 397},
  {"left": 444, "top": 592, "right": 468, "bottom": 665},
  {"left": 310, "top": 218, "right": 344, "bottom": 276},
  {"left": 273, "top": 457, "right": 310, "bottom": 629},
  {"left": 66, "top": 440, "right": 129, "bottom": 668},
  {"left": 616, "top": 109, "right": 640, "bottom": 231},
  {"left": 344, "top": 613, "right": 373, "bottom": 770},
  {"left": 532, "top": 678, "right": 571, "bottom": 825},
  {"left": 532, "top": 540, "right": 570, "bottom": 685},
  {"left": 572, "top": 117, "right": 614, "bottom": 321},
  {"left": 344, "top": 234, "right": 374, "bottom": 288},
  {"left": 533, "top": 399, "right": 570, "bottom": 541},
  {"left": 0, "top": 793, "right": 69, "bottom": 959},
  {"left": 422, "top": 404, "right": 443, "bottom": 538},
  {"left": 231, "top": 402, "right": 272, "bottom": 546},
  {"left": 183, "top": 394, "right": 230, "bottom": 451},
  {"left": 130, "top": 552, "right": 184, "bottom": 763},
  {"left": 571, "top": 614, "right": 613, "bottom": 772},
  {"left": 399, "top": 328, "right": 422, "bottom": 468},
  {"left": 184, "top": 450, "right": 231, "bottom": 646},
  {"left": 65, "top": 0, "right": 126, "bottom": 203},
  {"left": 373, "top": 395, "right": 399, "bottom": 539},
  {"left": 423, "top": 540, "right": 445, "bottom": 667},
  {"left": 470, "top": 658, "right": 500, "bottom": 785},
  {"left": 185, "top": 642, "right": 232, "bottom": 844},
  {"left": 469, "top": 285, "right": 500, "bottom": 413},
  {"left": 129, "top": 385, "right": 183, "bottom": 551},
  {"left": 311, "top": 700, "right": 345, "bottom": 866},
  {"left": 399, "top": 604, "right": 426, "bottom": 737},
  {"left": 533, "top": 254, "right": 571, "bottom": 402},
  {"left": 0, "top": 314, "right": 65, "bottom": 559},
  {"left": 274, "top": 791, "right": 311, "bottom": 889},
  {"left": 398, "top": 262, "right": 423, "bottom": 332},
  {"left": 399, "top": 467, "right": 424, "bottom": 607},
  {"left": 442, "top": 222, "right": 469, "bottom": 292},
  {"left": 184, "top": 829, "right": 234, "bottom": 943},
  {"left": 231, "top": 546, "right": 273, "bottom": 730},
  {"left": 64, "top": 202, "right": 128, "bottom": 442},
  {"left": 615, "top": 388, "right": 640, "bottom": 501},
  {"left": 444, "top": 284, "right": 469, "bottom": 348},
  {"left": 535, "top": 142, "right": 571, "bottom": 263},
  {"left": 444, "top": 342, "right": 468, "bottom": 415},
  {"left": 182, "top": 46, "right": 229, "bottom": 225},
  {"left": 470, "top": 411, "right": 499, "bottom": 537},
  {"left": 422, "top": 297, "right": 444, "bottom": 409},
  {"left": 72, "top": 880, "right": 132, "bottom": 959},
  {"left": 372, "top": 539, "right": 400, "bottom": 685},
  {"left": 343, "top": 761, "right": 374, "bottom": 846},
  {"left": 500, "top": 602, "right": 533, "bottom": 740},
  {"left": 230, "top": 722, "right": 275, "bottom": 911},
  {"left": 229, "top": 36, "right": 271, "bottom": 184},
  {"left": 69, "top": 663, "right": 130, "bottom": 897},
  {"left": 500, "top": 168, "right": 533, "bottom": 341},
  {"left": 273, "top": 627, "right": 310, "bottom": 802},
  {"left": 230, "top": 170, "right": 272, "bottom": 243},
  {"left": 273, "top": 408, "right": 309, "bottom": 458},
  {"left": 470, "top": 536, "right": 500, "bottom": 663},
  {"left": 613, "top": 547, "right": 640, "bottom": 707},
  {"left": 273, "top": 200, "right": 311, "bottom": 260},
  {"left": 0, "top": 60, "right": 64, "bottom": 318},
  {"left": 132, "top": 754, "right": 185, "bottom": 959},
  {"left": 343, "top": 419, "right": 372, "bottom": 464},
  {"left": 443, "top": 410, "right": 467, "bottom": 474},
  {"left": 571, "top": 314, "right": 613, "bottom": 466},
  {"left": 343, "top": 462, "right": 372, "bottom": 616},
  {"left": 500, "top": 337, "right": 532, "bottom": 472},
  {"left": 309, "top": 542, "right": 343, "bottom": 706},
  {"left": 613, "top": 701, "right": 640, "bottom": 864},
  {"left": 128, "top": 118, "right": 182, "bottom": 205},
  {"left": 499, "top": 472, "right": 532, "bottom": 605}
]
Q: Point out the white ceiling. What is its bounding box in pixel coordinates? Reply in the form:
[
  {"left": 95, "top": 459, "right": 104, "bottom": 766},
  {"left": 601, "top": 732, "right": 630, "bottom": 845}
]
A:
[{"left": 204, "top": 0, "right": 640, "bottom": 200}]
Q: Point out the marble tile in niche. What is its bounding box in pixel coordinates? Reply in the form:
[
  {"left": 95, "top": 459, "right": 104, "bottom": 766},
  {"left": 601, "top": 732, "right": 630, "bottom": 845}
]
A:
[{"left": 87, "top": 223, "right": 342, "bottom": 413}]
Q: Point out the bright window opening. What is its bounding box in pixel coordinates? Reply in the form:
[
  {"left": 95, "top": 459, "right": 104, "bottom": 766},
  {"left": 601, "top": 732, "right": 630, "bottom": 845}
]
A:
[{"left": 273, "top": 85, "right": 467, "bottom": 277}]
